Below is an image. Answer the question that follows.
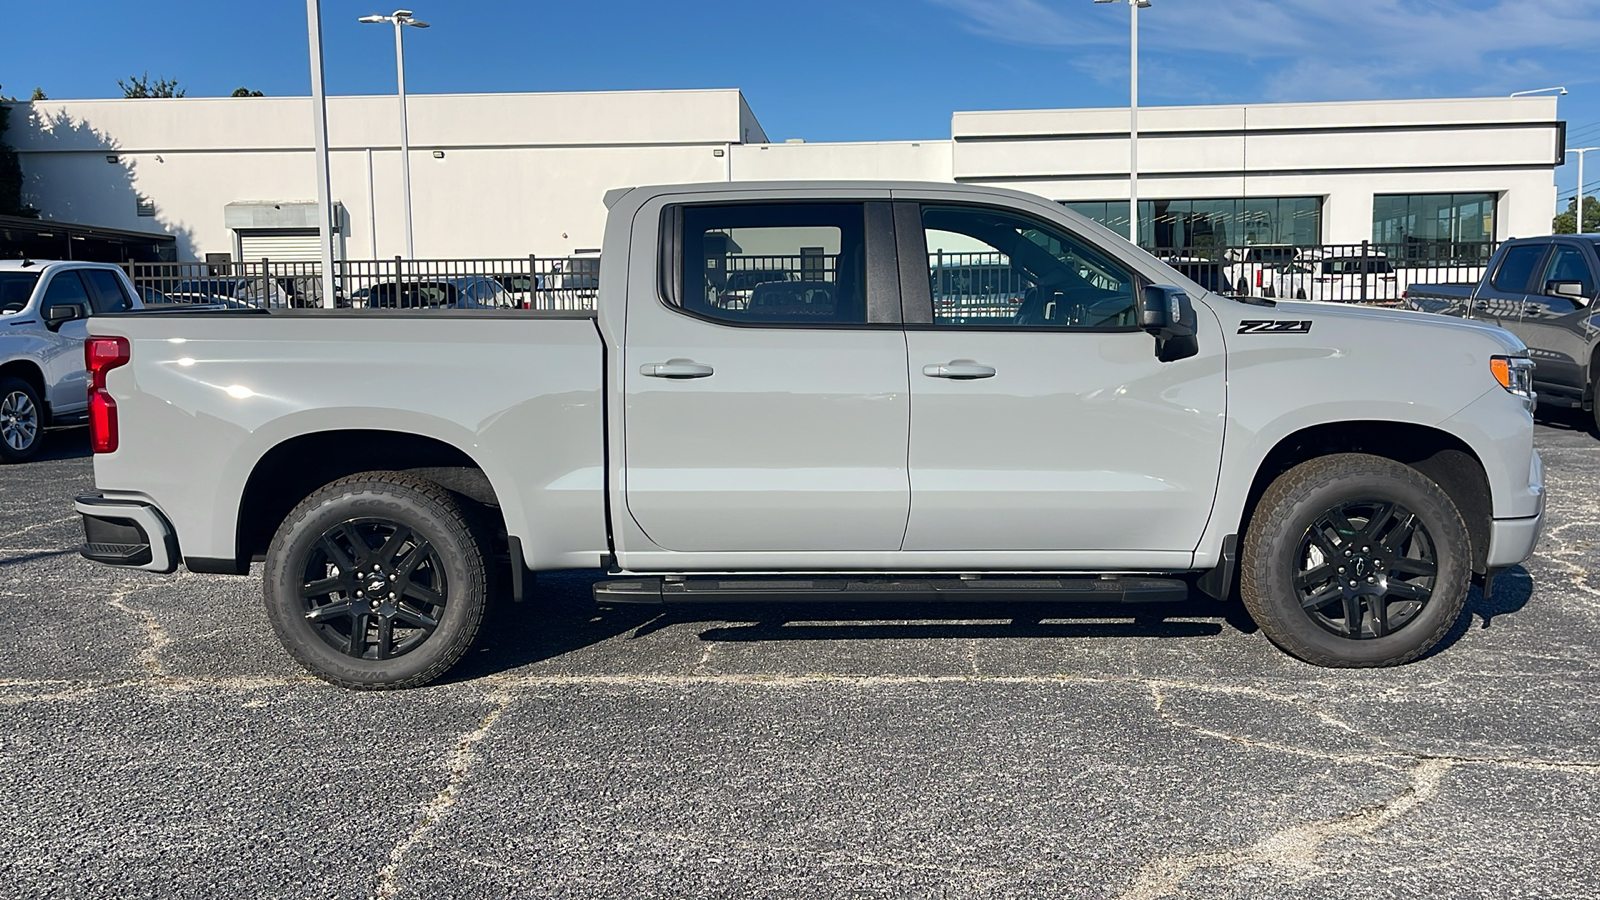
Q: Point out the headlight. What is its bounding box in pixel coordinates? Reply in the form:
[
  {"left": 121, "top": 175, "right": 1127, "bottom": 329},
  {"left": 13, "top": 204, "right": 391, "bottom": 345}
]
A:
[{"left": 1490, "top": 355, "right": 1536, "bottom": 406}]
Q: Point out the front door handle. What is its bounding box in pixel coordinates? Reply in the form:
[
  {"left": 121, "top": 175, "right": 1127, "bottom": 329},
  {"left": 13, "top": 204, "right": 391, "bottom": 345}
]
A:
[
  {"left": 640, "top": 358, "right": 714, "bottom": 379},
  {"left": 922, "top": 360, "right": 996, "bottom": 380}
]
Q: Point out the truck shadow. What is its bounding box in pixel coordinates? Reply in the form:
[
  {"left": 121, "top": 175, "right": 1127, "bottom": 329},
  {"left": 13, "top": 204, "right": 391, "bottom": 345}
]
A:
[
  {"left": 449, "top": 566, "right": 1532, "bottom": 680},
  {"left": 32, "top": 427, "right": 90, "bottom": 461},
  {"left": 450, "top": 571, "right": 1242, "bottom": 682}
]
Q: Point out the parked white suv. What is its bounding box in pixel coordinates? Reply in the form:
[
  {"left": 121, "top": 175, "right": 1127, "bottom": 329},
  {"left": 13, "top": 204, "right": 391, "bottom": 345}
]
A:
[{"left": 0, "top": 260, "right": 146, "bottom": 461}]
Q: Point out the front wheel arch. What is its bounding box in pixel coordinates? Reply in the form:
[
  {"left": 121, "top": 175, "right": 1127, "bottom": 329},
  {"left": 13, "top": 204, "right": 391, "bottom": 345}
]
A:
[{"left": 1237, "top": 421, "right": 1492, "bottom": 576}]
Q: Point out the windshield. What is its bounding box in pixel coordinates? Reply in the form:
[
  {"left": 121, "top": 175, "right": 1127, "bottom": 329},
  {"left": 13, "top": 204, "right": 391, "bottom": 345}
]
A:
[{"left": 0, "top": 272, "right": 41, "bottom": 314}]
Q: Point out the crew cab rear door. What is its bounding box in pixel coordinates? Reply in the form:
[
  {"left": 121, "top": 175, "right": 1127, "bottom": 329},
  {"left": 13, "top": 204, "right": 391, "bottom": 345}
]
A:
[
  {"left": 895, "top": 200, "right": 1226, "bottom": 562},
  {"left": 1470, "top": 242, "right": 1548, "bottom": 330},
  {"left": 621, "top": 199, "right": 911, "bottom": 553}
]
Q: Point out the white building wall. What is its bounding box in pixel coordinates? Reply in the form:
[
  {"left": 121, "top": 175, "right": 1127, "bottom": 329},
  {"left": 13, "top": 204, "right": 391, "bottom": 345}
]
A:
[
  {"left": 952, "top": 96, "right": 1562, "bottom": 243},
  {"left": 3, "top": 91, "right": 1561, "bottom": 258},
  {"left": 7, "top": 90, "right": 760, "bottom": 260}
]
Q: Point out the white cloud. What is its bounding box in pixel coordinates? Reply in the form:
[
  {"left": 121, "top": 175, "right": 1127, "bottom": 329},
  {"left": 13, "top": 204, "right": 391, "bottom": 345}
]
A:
[{"left": 929, "top": 0, "right": 1600, "bottom": 101}]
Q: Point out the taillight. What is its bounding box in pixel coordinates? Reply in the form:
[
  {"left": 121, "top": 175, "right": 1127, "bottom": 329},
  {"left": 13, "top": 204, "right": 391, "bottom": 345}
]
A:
[
  {"left": 85, "top": 336, "right": 130, "bottom": 454},
  {"left": 1255, "top": 270, "right": 1263, "bottom": 287}
]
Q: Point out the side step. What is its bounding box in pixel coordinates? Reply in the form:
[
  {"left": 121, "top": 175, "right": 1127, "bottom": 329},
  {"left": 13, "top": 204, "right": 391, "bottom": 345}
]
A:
[{"left": 594, "top": 575, "right": 1191, "bottom": 606}]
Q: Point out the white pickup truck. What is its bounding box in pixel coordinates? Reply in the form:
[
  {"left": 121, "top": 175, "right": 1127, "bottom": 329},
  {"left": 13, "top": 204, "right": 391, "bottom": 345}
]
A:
[
  {"left": 0, "top": 260, "right": 148, "bottom": 461},
  {"left": 73, "top": 181, "right": 1545, "bottom": 688}
]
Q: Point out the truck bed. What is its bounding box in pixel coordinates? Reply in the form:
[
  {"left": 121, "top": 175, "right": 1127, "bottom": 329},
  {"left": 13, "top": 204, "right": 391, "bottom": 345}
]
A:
[{"left": 87, "top": 309, "right": 609, "bottom": 571}]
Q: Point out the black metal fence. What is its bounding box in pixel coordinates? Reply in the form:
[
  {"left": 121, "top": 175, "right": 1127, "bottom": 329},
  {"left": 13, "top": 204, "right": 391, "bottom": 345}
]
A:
[
  {"left": 1155, "top": 240, "right": 1498, "bottom": 305},
  {"left": 124, "top": 256, "right": 600, "bottom": 311},
  {"left": 122, "top": 240, "right": 1500, "bottom": 314}
]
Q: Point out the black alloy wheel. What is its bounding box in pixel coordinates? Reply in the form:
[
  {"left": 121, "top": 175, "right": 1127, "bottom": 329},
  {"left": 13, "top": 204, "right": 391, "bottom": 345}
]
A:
[
  {"left": 1240, "top": 453, "right": 1469, "bottom": 668},
  {"left": 299, "top": 519, "right": 449, "bottom": 661},
  {"left": 264, "top": 472, "right": 489, "bottom": 689},
  {"left": 1294, "top": 500, "right": 1437, "bottom": 639},
  {"left": 0, "top": 377, "right": 43, "bottom": 463}
]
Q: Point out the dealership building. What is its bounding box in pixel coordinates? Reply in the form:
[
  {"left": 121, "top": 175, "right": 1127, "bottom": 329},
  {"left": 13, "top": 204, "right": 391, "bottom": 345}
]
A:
[{"left": 0, "top": 89, "right": 1564, "bottom": 262}]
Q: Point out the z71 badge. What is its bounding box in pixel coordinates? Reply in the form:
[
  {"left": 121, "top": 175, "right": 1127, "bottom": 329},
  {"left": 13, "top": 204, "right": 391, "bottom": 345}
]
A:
[{"left": 1238, "top": 320, "right": 1313, "bottom": 334}]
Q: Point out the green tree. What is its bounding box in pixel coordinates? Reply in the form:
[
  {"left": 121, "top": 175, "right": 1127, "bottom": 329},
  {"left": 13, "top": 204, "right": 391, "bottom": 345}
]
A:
[
  {"left": 230, "top": 87, "right": 264, "bottom": 98},
  {"left": 0, "top": 85, "right": 38, "bottom": 216},
  {"left": 1553, "top": 195, "right": 1600, "bottom": 234},
  {"left": 118, "top": 73, "right": 185, "bottom": 98},
  {"left": 29, "top": 87, "right": 46, "bottom": 101}
]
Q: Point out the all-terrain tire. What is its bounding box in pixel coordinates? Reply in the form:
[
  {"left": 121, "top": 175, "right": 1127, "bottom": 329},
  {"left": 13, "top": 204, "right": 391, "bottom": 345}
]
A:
[
  {"left": 1240, "top": 453, "right": 1470, "bottom": 667},
  {"left": 0, "top": 376, "right": 44, "bottom": 463},
  {"left": 264, "top": 471, "right": 489, "bottom": 689}
]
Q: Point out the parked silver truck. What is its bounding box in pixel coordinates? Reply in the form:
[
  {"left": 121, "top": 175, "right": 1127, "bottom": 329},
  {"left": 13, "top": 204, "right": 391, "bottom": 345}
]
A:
[
  {"left": 0, "top": 260, "right": 148, "bottom": 462},
  {"left": 74, "top": 182, "right": 1545, "bottom": 688}
]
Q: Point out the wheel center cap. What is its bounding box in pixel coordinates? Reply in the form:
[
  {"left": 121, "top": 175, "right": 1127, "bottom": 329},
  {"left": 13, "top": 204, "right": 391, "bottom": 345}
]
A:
[{"left": 366, "top": 575, "right": 389, "bottom": 595}]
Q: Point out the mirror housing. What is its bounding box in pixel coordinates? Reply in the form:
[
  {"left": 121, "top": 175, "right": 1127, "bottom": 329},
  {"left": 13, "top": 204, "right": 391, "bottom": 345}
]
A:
[
  {"left": 1139, "top": 285, "right": 1199, "bottom": 362},
  {"left": 1546, "top": 280, "right": 1589, "bottom": 305},
  {"left": 43, "top": 302, "right": 87, "bottom": 331}
]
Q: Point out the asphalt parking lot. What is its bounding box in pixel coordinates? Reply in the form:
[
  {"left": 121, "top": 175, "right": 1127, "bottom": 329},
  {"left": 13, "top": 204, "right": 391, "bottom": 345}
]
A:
[{"left": 2, "top": 422, "right": 1598, "bottom": 900}]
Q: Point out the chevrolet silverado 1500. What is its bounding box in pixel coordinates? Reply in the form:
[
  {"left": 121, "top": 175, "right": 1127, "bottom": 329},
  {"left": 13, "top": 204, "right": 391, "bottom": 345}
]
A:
[
  {"left": 74, "top": 181, "right": 1545, "bottom": 688},
  {"left": 0, "top": 260, "right": 148, "bottom": 462}
]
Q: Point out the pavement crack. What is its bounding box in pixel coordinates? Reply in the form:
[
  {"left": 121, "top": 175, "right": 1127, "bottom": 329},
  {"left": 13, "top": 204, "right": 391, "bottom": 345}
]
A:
[
  {"left": 1115, "top": 759, "right": 1454, "bottom": 900},
  {"left": 0, "top": 515, "right": 77, "bottom": 543},
  {"left": 372, "top": 683, "right": 516, "bottom": 900},
  {"left": 104, "top": 583, "right": 176, "bottom": 676}
]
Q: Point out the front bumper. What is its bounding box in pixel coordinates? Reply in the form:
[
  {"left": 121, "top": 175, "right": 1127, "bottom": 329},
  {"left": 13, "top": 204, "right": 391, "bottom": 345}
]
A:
[{"left": 75, "top": 493, "right": 179, "bottom": 574}]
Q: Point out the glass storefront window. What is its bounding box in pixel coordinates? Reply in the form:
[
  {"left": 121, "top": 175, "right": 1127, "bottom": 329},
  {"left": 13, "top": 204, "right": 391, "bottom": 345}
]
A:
[
  {"left": 1372, "top": 193, "right": 1496, "bottom": 261},
  {"left": 1063, "top": 197, "right": 1323, "bottom": 251}
]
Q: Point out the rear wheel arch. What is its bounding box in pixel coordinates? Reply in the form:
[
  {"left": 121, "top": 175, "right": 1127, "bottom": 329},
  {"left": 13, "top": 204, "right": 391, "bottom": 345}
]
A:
[
  {"left": 233, "top": 430, "right": 507, "bottom": 573},
  {"left": 1238, "top": 421, "right": 1492, "bottom": 575}
]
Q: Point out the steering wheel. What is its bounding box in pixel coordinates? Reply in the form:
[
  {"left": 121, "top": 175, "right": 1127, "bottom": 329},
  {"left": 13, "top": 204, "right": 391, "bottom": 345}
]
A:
[{"left": 0, "top": 302, "right": 24, "bottom": 315}]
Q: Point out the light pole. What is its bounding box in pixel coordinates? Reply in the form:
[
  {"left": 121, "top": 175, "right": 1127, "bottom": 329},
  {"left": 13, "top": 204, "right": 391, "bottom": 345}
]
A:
[
  {"left": 359, "top": 9, "right": 429, "bottom": 260},
  {"left": 1094, "top": 0, "right": 1151, "bottom": 245},
  {"left": 1569, "top": 147, "right": 1600, "bottom": 235},
  {"left": 1509, "top": 86, "right": 1567, "bottom": 97},
  {"left": 305, "top": 0, "right": 336, "bottom": 307}
]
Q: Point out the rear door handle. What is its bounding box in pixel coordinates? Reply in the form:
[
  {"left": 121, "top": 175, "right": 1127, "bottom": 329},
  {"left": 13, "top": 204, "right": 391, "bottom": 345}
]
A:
[
  {"left": 922, "top": 360, "right": 996, "bottom": 380},
  {"left": 640, "top": 359, "right": 714, "bottom": 379}
]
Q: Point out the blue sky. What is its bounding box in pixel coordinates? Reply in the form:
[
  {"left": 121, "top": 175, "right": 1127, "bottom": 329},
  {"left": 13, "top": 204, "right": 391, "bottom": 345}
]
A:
[{"left": 4, "top": 0, "right": 1600, "bottom": 207}]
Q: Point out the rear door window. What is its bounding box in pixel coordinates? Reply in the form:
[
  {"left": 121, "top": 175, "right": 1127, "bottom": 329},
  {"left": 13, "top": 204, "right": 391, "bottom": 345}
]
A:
[
  {"left": 1492, "top": 244, "right": 1548, "bottom": 292},
  {"left": 674, "top": 203, "right": 868, "bottom": 325}
]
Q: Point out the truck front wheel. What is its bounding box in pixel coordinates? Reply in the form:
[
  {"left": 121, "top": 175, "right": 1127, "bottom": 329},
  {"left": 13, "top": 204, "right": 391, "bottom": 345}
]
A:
[
  {"left": 263, "top": 472, "right": 489, "bottom": 689},
  {"left": 1240, "top": 454, "right": 1470, "bottom": 667}
]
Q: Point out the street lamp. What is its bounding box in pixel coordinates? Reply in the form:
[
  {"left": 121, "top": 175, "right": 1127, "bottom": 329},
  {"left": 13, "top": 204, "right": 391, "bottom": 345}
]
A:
[
  {"left": 1094, "top": 0, "right": 1152, "bottom": 245},
  {"left": 305, "top": 0, "right": 336, "bottom": 307},
  {"left": 359, "top": 9, "right": 430, "bottom": 260},
  {"left": 1569, "top": 147, "right": 1600, "bottom": 235},
  {"left": 1510, "top": 86, "right": 1567, "bottom": 97}
]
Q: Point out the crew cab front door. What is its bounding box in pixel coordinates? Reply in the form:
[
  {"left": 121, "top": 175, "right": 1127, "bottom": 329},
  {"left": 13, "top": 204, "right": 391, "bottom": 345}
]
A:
[
  {"left": 622, "top": 200, "right": 911, "bottom": 553},
  {"left": 897, "top": 201, "right": 1226, "bottom": 562}
]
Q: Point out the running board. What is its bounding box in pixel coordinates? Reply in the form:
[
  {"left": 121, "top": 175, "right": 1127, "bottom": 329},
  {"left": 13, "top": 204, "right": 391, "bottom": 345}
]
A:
[{"left": 593, "top": 575, "right": 1191, "bottom": 606}]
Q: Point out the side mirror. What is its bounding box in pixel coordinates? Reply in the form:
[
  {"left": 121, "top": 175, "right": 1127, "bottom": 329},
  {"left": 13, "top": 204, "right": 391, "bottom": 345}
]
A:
[
  {"left": 1546, "top": 280, "right": 1589, "bottom": 305},
  {"left": 1139, "top": 285, "right": 1199, "bottom": 362},
  {"left": 43, "top": 302, "right": 87, "bottom": 331}
]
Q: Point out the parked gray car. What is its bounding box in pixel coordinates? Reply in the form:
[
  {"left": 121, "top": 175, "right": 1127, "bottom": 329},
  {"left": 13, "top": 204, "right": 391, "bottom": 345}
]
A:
[{"left": 1407, "top": 235, "right": 1600, "bottom": 430}]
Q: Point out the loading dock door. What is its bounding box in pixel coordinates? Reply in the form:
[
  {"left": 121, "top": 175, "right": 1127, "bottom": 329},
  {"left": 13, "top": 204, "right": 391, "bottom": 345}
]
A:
[{"left": 237, "top": 229, "right": 321, "bottom": 262}]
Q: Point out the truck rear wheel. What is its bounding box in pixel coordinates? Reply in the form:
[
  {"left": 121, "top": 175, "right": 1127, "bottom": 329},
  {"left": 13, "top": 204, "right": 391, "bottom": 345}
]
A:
[
  {"left": 1240, "top": 454, "right": 1469, "bottom": 667},
  {"left": 0, "top": 376, "right": 43, "bottom": 463},
  {"left": 263, "top": 472, "right": 489, "bottom": 689}
]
